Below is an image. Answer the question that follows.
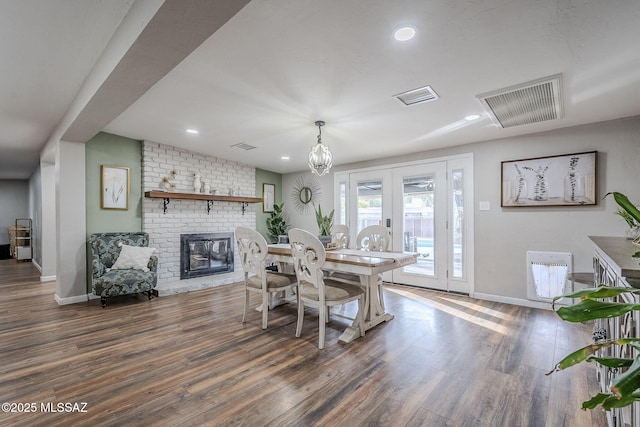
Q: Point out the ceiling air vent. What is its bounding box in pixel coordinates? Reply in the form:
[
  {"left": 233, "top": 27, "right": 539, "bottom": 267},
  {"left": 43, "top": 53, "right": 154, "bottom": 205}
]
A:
[
  {"left": 476, "top": 74, "right": 563, "bottom": 128},
  {"left": 394, "top": 85, "right": 439, "bottom": 106},
  {"left": 231, "top": 142, "right": 256, "bottom": 151}
]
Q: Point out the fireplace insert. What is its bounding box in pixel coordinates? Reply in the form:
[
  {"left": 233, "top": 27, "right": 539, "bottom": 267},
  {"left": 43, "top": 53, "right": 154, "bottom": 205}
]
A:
[{"left": 180, "top": 232, "right": 234, "bottom": 279}]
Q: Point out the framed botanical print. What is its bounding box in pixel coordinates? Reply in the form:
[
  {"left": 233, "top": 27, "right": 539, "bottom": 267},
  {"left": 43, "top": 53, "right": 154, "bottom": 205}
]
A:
[
  {"left": 101, "top": 165, "right": 130, "bottom": 210},
  {"left": 263, "top": 183, "right": 275, "bottom": 213}
]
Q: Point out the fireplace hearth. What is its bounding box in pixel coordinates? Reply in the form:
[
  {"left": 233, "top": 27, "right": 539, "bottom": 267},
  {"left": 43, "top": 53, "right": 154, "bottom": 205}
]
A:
[{"left": 180, "top": 232, "right": 234, "bottom": 279}]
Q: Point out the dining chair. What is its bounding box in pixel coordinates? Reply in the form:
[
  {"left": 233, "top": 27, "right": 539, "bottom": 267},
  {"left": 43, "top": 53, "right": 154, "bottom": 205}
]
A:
[
  {"left": 236, "top": 226, "right": 296, "bottom": 329},
  {"left": 288, "top": 228, "right": 364, "bottom": 349},
  {"left": 356, "top": 225, "right": 391, "bottom": 310},
  {"left": 331, "top": 224, "right": 351, "bottom": 248},
  {"left": 356, "top": 225, "right": 390, "bottom": 252}
]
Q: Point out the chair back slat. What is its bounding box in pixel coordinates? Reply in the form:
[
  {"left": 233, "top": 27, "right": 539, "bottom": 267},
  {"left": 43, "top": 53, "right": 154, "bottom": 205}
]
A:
[
  {"left": 288, "top": 228, "right": 326, "bottom": 290},
  {"left": 235, "top": 227, "right": 268, "bottom": 277},
  {"left": 356, "top": 225, "right": 390, "bottom": 252}
]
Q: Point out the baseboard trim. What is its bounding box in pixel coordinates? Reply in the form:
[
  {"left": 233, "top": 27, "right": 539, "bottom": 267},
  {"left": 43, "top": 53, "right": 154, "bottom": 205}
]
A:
[
  {"left": 54, "top": 293, "right": 89, "bottom": 305},
  {"left": 40, "top": 275, "right": 56, "bottom": 282},
  {"left": 32, "top": 259, "right": 42, "bottom": 272},
  {"left": 472, "top": 292, "right": 554, "bottom": 310}
]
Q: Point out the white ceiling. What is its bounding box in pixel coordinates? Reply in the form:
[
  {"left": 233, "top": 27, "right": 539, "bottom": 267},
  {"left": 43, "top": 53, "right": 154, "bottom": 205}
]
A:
[{"left": 2, "top": 0, "right": 640, "bottom": 180}]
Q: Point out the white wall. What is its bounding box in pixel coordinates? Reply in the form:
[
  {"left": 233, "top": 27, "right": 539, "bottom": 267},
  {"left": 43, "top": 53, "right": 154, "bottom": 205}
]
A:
[
  {"left": 28, "top": 167, "right": 41, "bottom": 269},
  {"left": 0, "top": 180, "right": 29, "bottom": 246},
  {"left": 283, "top": 116, "right": 640, "bottom": 304},
  {"left": 55, "top": 140, "right": 86, "bottom": 303}
]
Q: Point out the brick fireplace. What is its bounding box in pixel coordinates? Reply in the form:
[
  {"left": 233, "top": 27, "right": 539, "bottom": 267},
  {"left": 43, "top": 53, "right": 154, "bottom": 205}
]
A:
[{"left": 141, "top": 141, "right": 255, "bottom": 294}]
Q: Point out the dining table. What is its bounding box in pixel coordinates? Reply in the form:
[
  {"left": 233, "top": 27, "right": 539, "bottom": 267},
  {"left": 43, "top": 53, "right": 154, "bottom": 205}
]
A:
[{"left": 267, "top": 244, "right": 419, "bottom": 343}]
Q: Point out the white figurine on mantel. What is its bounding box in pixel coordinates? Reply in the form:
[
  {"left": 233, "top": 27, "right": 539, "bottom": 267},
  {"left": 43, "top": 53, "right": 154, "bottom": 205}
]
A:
[{"left": 193, "top": 174, "right": 202, "bottom": 193}]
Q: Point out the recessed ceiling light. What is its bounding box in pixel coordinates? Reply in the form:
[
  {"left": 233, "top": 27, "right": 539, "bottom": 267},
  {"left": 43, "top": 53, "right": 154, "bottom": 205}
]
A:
[
  {"left": 394, "top": 26, "right": 415, "bottom": 41},
  {"left": 281, "top": 156, "right": 290, "bottom": 160},
  {"left": 465, "top": 114, "right": 481, "bottom": 121},
  {"left": 186, "top": 129, "right": 199, "bottom": 134}
]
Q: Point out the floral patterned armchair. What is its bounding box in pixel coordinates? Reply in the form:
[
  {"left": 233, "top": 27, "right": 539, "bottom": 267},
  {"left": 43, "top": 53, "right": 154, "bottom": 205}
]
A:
[{"left": 88, "top": 232, "right": 158, "bottom": 307}]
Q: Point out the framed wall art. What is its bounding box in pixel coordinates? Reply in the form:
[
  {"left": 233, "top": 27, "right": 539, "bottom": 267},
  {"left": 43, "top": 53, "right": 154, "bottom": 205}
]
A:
[
  {"left": 262, "top": 183, "right": 275, "bottom": 213},
  {"left": 501, "top": 151, "right": 597, "bottom": 207},
  {"left": 101, "top": 165, "right": 130, "bottom": 210}
]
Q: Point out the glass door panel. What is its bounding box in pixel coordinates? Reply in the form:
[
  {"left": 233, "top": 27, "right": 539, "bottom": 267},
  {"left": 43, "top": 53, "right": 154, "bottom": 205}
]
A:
[
  {"left": 392, "top": 163, "right": 447, "bottom": 290},
  {"left": 349, "top": 170, "right": 392, "bottom": 245}
]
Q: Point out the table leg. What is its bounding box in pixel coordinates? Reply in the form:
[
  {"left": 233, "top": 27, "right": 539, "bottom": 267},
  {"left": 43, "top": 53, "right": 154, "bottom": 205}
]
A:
[{"left": 338, "top": 273, "right": 393, "bottom": 343}]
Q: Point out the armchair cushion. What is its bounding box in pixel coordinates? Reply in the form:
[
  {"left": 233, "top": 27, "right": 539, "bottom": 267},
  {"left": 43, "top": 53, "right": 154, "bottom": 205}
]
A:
[{"left": 111, "top": 244, "right": 157, "bottom": 272}]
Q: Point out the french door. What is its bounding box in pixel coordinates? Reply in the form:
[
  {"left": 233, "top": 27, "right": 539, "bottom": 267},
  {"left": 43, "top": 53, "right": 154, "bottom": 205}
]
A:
[{"left": 341, "top": 156, "right": 473, "bottom": 293}]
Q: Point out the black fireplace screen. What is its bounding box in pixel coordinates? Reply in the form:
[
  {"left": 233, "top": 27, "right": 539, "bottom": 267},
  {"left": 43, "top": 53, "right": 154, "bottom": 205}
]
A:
[{"left": 180, "top": 232, "right": 234, "bottom": 279}]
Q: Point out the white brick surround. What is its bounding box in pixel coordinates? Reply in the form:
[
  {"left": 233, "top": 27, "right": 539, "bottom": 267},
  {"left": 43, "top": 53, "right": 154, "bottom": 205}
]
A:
[{"left": 142, "top": 141, "right": 255, "bottom": 293}]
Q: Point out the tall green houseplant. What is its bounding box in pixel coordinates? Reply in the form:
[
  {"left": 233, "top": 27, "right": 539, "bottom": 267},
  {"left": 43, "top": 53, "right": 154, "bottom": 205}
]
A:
[
  {"left": 314, "top": 204, "right": 334, "bottom": 247},
  {"left": 314, "top": 204, "right": 334, "bottom": 236},
  {"left": 548, "top": 192, "right": 640, "bottom": 412},
  {"left": 266, "top": 203, "right": 288, "bottom": 243}
]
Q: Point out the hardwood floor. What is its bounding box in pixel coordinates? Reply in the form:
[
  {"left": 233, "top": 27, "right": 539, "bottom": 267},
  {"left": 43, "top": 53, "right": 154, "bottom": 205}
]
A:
[{"left": 0, "top": 259, "right": 606, "bottom": 426}]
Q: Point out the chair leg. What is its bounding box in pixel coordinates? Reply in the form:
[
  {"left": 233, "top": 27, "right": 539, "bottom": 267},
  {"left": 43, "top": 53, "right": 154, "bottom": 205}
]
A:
[
  {"left": 261, "top": 291, "right": 269, "bottom": 329},
  {"left": 319, "top": 303, "right": 326, "bottom": 349},
  {"left": 100, "top": 297, "right": 107, "bottom": 308},
  {"left": 242, "top": 287, "right": 249, "bottom": 323},
  {"left": 295, "top": 295, "right": 304, "bottom": 338}
]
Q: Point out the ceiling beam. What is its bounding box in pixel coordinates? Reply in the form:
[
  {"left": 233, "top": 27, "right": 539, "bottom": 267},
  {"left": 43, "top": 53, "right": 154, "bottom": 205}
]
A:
[{"left": 62, "top": 0, "right": 250, "bottom": 143}]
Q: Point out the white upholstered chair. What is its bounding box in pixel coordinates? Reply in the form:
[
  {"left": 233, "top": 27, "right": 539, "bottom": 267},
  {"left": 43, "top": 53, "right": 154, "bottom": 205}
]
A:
[
  {"left": 331, "top": 224, "right": 351, "bottom": 249},
  {"left": 288, "top": 228, "right": 364, "bottom": 349},
  {"left": 236, "top": 227, "right": 296, "bottom": 329}
]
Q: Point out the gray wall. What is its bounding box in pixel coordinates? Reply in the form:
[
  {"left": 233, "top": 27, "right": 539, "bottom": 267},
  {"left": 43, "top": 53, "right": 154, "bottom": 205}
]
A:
[
  {"left": 255, "top": 168, "right": 283, "bottom": 242},
  {"left": 283, "top": 116, "right": 640, "bottom": 303},
  {"left": 0, "top": 180, "right": 29, "bottom": 245},
  {"left": 28, "top": 166, "right": 42, "bottom": 267}
]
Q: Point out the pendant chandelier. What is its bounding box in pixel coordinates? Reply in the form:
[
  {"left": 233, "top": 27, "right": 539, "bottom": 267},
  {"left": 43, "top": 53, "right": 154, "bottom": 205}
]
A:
[{"left": 308, "top": 120, "right": 332, "bottom": 176}]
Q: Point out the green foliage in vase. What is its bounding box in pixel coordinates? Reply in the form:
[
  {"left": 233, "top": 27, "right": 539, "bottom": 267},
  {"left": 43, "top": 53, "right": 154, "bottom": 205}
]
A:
[
  {"left": 266, "top": 203, "right": 288, "bottom": 243},
  {"left": 314, "top": 204, "right": 334, "bottom": 236}
]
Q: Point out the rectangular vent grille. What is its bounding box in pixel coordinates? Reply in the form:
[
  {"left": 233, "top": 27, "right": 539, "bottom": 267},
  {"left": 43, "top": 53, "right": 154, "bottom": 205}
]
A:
[
  {"left": 231, "top": 142, "right": 256, "bottom": 151},
  {"left": 394, "top": 85, "right": 439, "bottom": 106},
  {"left": 477, "top": 74, "right": 562, "bottom": 128}
]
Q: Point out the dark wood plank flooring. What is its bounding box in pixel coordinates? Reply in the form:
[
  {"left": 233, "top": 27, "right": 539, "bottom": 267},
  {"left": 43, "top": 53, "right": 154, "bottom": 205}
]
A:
[{"left": 0, "top": 259, "right": 606, "bottom": 426}]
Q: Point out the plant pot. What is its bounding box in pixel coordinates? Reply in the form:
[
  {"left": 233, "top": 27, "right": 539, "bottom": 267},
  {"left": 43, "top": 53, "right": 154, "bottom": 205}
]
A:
[
  {"left": 278, "top": 235, "right": 289, "bottom": 244},
  {"left": 318, "top": 235, "right": 331, "bottom": 248}
]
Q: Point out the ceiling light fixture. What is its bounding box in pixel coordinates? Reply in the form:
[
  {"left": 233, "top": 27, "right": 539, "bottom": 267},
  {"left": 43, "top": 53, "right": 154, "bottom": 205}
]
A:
[
  {"left": 281, "top": 155, "right": 290, "bottom": 160},
  {"left": 465, "top": 114, "right": 481, "bottom": 121},
  {"left": 394, "top": 26, "right": 415, "bottom": 41},
  {"left": 308, "top": 120, "right": 332, "bottom": 176},
  {"left": 186, "top": 129, "right": 198, "bottom": 134}
]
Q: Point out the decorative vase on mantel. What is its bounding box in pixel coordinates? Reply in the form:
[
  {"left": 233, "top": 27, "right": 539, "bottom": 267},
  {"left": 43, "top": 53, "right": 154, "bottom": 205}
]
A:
[{"left": 193, "top": 174, "right": 202, "bottom": 193}]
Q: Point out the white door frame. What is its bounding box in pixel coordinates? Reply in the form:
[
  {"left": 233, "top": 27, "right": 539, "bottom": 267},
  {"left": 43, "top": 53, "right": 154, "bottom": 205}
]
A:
[{"left": 334, "top": 153, "right": 474, "bottom": 294}]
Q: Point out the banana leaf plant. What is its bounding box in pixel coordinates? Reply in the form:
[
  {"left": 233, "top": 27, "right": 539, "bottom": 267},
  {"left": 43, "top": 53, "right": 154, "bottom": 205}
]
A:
[
  {"left": 547, "top": 285, "right": 640, "bottom": 410},
  {"left": 547, "top": 192, "right": 640, "bottom": 411}
]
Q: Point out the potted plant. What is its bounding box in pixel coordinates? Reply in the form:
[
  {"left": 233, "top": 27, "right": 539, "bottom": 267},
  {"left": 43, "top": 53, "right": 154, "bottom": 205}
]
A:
[
  {"left": 547, "top": 192, "right": 640, "bottom": 412},
  {"left": 266, "top": 203, "right": 289, "bottom": 243},
  {"left": 610, "top": 192, "right": 640, "bottom": 239},
  {"left": 314, "top": 204, "right": 334, "bottom": 247}
]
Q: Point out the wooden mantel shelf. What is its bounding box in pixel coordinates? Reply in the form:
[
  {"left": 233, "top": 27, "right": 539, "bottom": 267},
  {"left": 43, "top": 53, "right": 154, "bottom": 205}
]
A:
[{"left": 144, "top": 191, "right": 262, "bottom": 215}]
